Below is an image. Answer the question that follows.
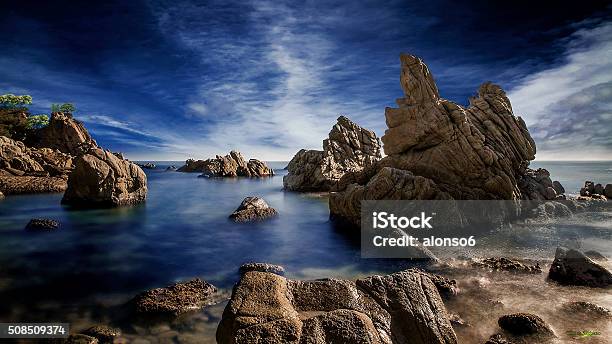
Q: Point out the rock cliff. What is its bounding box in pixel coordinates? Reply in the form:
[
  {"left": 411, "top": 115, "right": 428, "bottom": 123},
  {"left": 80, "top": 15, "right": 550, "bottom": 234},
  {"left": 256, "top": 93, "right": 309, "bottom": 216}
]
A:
[
  {"left": 29, "top": 112, "right": 97, "bottom": 155},
  {"left": 329, "top": 54, "right": 565, "bottom": 226},
  {"left": 284, "top": 116, "right": 382, "bottom": 191},
  {"left": 178, "top": 150, "right": 274, "bottom": 177}
]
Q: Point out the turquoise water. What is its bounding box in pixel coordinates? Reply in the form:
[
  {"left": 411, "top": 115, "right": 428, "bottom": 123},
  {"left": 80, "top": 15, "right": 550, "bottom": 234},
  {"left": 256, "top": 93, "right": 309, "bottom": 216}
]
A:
[{"left": 0, "top": 161, "right": 610, "bottom": 327}]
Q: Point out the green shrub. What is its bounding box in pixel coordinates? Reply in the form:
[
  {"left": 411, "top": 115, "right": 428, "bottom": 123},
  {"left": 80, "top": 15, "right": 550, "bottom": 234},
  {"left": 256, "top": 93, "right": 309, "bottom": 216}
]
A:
[
  {"left": 0, "top": 94, "right": 32, "bottom": 109},
  {"left": 26, "top": 114, "right": 50, "bottom": 129},
  {"left": 51, "top": 103, "right": 76, "bottom": 113}
]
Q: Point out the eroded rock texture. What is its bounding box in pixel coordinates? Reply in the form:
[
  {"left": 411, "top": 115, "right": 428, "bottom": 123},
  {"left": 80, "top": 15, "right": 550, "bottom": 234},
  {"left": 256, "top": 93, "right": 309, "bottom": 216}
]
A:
[
  {"left": 178, "top": 150, "right": 274, "bottom": 177},
  {"left": 329, "top": 54, "right": 565, "bottom": 226},
  {"left": 29, "top": 112, "right": 98, "bottom": 156},
  {"left": 62, "top": 148, "right": 147, "bottom": 207},
  {"left": 229, "top": 196, "right": 278, "bottom": 222},
  {"left": 548, "top": 247, "right": 612, "bottom": 288},
  {"left": 284, "top": 116, "right": 382, "bottom": 191},
  {"left": 216, "top": 269, "right": 457, "bottom": 344},
  {"left": 130, "top": 278, "right": 217, "bottom": 317}
]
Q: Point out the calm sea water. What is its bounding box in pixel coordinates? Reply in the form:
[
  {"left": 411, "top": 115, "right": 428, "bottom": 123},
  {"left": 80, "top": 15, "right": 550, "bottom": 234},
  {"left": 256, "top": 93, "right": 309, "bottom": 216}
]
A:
[{"left": 0, "top": 161, "right": 610, "bottom": 337}]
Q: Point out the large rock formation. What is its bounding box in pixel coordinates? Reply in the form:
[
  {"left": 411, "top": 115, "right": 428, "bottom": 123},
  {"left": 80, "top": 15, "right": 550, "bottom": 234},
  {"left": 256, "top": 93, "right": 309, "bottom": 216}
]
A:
[
  {"left": 330, "top": 54, "right": 565, "bottom": 226},
  {"left": 29, "top": 112, "right": 97, "bottom": 156},
  {"left": 548, "top": 247, "right": 612, "bottom": 288},
  {"left": 284, "top": 116, "right": 382, "bottom": 191},
  {"left": 0, "top": 108, "right": 28, "bottom": 141},
  {"left": 62, "top": 148, "right": 147, "bottom": 207},
  {"left": 217, "top": 269, "right": 457, "bottom": 344},
  {"left": 178, "top": 150, "right": 274, "bottom": 177}
]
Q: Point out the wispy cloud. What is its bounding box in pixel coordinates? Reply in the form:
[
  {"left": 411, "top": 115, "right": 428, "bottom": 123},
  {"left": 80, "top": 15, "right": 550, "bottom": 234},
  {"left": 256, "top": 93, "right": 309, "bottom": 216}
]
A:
[{"left": 508, "top": 21, "right": 612, "bottom": 160}]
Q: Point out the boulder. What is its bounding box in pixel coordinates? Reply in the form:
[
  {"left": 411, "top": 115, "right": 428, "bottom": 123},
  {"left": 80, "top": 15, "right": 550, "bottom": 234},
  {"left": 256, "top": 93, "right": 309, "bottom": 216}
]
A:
[
  {"left": 239, "top": 262, "right": 285, "bottom": 276},
  {"left": 130, "top": 278, "right": 217, "bottom": 316},
  {"left": 25, "top": 218, "right": 60, "bottom": 231},
  {"left": 484, "top": 334, "right": 514, "bottom": 344},
  {"left": 178, "top": 150, "right": 273, "bottom": 177},
  {"left": 584, "top": 250, "right": 607, "bottom": 261},
  {"left": 548, "top": 247, "right": 612, "bottom": 287},
  {"left": 406, "top": 268, "right": 459, "bottom": 297},
  {"left": 329, "top": 54, "right": 563, "bottom": 226},
  {"left": 137, "top": 162, "right": 156, "bottom": 169},
  {"left": 284, "top": 116, "right": 382, "bottom": 192},
  {"left": 29, "top": 112, "right": 97, "bottom": 155},
  {"left": 594, "top": 183, "right": 604, "bottom": 195},
  {"left": 217, "top": 269, "right": 457, "bottom": 344},
  {"left": 165, "top": 165, "right": 177, "bottom": 172},
  {"left": 64, "top": 334, "right": 99, "bottom": 344},
  {"left": 229, "top": 196, "right": 278, "bottom": 222},
  {"left": 605, "top": 184, "right": 612, "bottom": 198},
  {"left": 560, "top": 301, "right": 611, "bottom": 320},
  {"left": 472, "top": 257, "right": 542, "bottom": 274},
  {"left": 81, "top": 325, "right": 121, "bottom": 343},
  {"left": 61, "top": 148, "right": 147, "bottom": 207},
  {"left": 497, "top": 313, "right": 554, "bottom": 337}
]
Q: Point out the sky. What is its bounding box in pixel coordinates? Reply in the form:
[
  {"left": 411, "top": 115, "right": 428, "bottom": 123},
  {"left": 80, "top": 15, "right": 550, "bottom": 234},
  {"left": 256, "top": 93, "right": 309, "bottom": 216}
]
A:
[{"left": 0, "top": 0, "right": 610, "bottom": 161}]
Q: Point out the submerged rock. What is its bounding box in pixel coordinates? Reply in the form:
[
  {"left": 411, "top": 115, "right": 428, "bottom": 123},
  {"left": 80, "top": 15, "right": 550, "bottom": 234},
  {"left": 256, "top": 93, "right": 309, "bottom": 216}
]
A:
[
  {"left": 25, "top": 218, "right": 60, "bottom": 231},
  {"left": 229, "top": 196, "right": 278, "bottom": 222},
  {"left": 498, "top": 313, "right": 554, "bottom": 337},
  {"left": 548, "top": 247, "right": 612, "bottom": 288},
  {"left": 81, "top": 325, "right": 121, "bottom": 343},
  {"left": 165, "top": 165, "right": 177, "bottom": 172},
  {"left": 216, "top": 269, "right": 457, "bottom": 344},
  {"left": 137, "top": 162, "right": 156, "bottom": 169},
  {"left": 284, "top": 116, "right": 382, "bottom": 191},
  {"left": 329, "top": 54, "right": 565, "bottom": 227},
  {"left": 179, "top": 150, "right": 273, "bottom": 177},
  {"left": 239, "top": 262, "right": 285, "bottom": 276},
  {"left": 472, "top": 257, "right": 542, "bottom": 274},
  {"left": 131, "top": 278, "right": 217, "bottom": 316},
  {"left": 560, "top": 301, "right": 611, "bottom": 320},
  {"left": 62, "top": 148, "right": 147, "bottom": 207}
]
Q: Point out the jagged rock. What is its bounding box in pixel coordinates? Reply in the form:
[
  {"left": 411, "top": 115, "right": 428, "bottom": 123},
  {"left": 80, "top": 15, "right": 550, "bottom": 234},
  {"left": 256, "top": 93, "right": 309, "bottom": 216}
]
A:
[
  {"left": 137, "top": 162, "right": 156, "bottom": 169},
  {"left": 165, "top": 165, "right": 177, "bottom": 172},
  {"left": 560, "top": 301, "right": 611, "bottom": 319},
  {"left": 25, "top": 218, "right": 60, "bottom": 231},
  {"left": 548, "top": 247, "right": 612, "bottom": 287},
  {"left": 472, "top": 257, "right": 542, "bottom": 274},
  {"left": 485, "top": 334, "right": 514, "bottom": 344},
  {"left": 229, "top": 196, "right": 278, "bottom": 222},
  {"left": 81, "top": 325, "right": 121, "bottom": 343},
  {"left": 130, "top": 278, "right": 217, "bottom": 316},
  {"left": 329, "top": 54, "right": 563, "bottom": 226},
  {"left": 216, "top": 269, "right": 457, "bottom": 344},
  {"left": 0, "top": 108, "right": 28, "bottom": 140},
  {"left": 29, "top": 112, "right": 97, "bottom": 155},
  {"left": 497, "top": 313, "right": 554, "bottom": 337},
  {"left": 239, "top": 262, "right": 285, "bottom": 276},
  {"left": 62, "top": 148, "right": 147, "bottom": 207},
  {"left": 284, "top": 116, "right": 382, "bottom": 192},
  {"left": 406, "top": 268, "right": 458, "bottom": 297},
  {"left": 605, "top": 184, "right": 612, "bottom": 198},
  {"left": 178, "top": 150, "right": 273, "bottom": 177}
]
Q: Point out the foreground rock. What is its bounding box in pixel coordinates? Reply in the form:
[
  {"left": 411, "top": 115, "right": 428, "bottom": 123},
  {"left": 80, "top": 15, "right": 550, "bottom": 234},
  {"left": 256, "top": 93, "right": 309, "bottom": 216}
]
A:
[
  {"left": 284, "top": 116, "right": 382, "bottom": 191},
  {"left": 131, "top": 278, "right": 217, "bottom": 317},
  {"left": 25, "top": 218, "right": 60, "bottom": 231},
  {"left": 81, "top": 325, "right": 121, "bottom": 343},
  {"left": 28, "top": 112, "right": 97, "bottom": 156},
  {"left": 229, "top": 196, "right": 278, "bottom": 222},
  {"left": 217, "top": 269, "right": 457, "bottom": 344},
  {"left": 239, "top": 262, "right": 285, "bottom": 276},
  {"left": 329, "top": 54, "right": 566, "bottom": 226},
  {"left": 0, "top": 175, "right": 67, "bottom": 194},
  {"left": 580, "top": 180, "right": 611, "bottom": 199},
  {"left": 472, "top": 257, "right": 542, "bottom": 274},
  {"left": 178, "top": 150, "right": 273, "bottom": 177},
  {"left": 62, "top": 148, "right": 147, "bottom": 207},
  {"left": 498, "top": 313, "right": 555, "bottom": 338},
  {"left": 64, "top": 334, "right": 99, "bottom": 344},
  {"left": 560, "top": 301, "right": 612, "bottom": 320},
  {"left": 548, "top": 247, "right": 612, "bottom": 288},
  {"left": 485, "top": 334, "right": 513, "bottom": 344}
]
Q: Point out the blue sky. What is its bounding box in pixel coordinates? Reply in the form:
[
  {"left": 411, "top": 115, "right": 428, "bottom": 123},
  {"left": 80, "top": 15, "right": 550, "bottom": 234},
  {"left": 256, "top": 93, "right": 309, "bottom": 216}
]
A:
[{"left": 1, "top": 0, "right": 610, "bottom": 160}]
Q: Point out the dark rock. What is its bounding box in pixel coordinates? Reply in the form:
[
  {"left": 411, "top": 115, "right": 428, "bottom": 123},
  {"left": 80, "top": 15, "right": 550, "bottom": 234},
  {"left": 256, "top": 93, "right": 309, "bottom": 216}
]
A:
[
  {"left": 498, "top": 313, "right": 555, "bottom": 337},
  {"left": 179, "top": 151, "right": 273, "bottom": 177},
  {"left": 605, "top": 184, "right": 612, "bottom": 198},
  {"left": 217, "top": 269, "right": 457, "bottom": 344},
  {"left": 62, "top": 148, "right": 147, "bottom": 207},
  {"left": 485, "top": 334, "right": 514, "bottom": 344},
  {"left": 472, "top": 257, "right": 542, "bottom": 274},
  {"left": 131, "top": 278, "right": 217, "bottom": 316},
  {"left": 0, "top": 108, "right": 28, "bottom": 141},
  {"left": 560, "top": 301, "right": 611, "bottom": 320},
  {"left": 283, "top": 116, "right": 382, "bottom": 192},
  {"left": 548, "top": 247, "right": 612, "bottom": 288},
  {"left": 64, "top": 334, "right": 99, "bottom": 344},
  {"left": 137, "top": 162, "right": 156, "bottom": 169},
  {"left": 448, "top": 313, "right": 469, "bottom": 328},
  {"left": 406, "top": 268, "right": 458, "bottom": 297},
  {"left": 594, "top": 183, "right": 604, "bottom": 195},
  {"left": 229, "top": 196, "right": 278, "bottom": 222},
  {"left": 584, "top": 250, "right": 608, "bottom": 261},
  {"left": 165, "top": 165, "right": 177, "bottom": 172},
  {"left": 81, "top": 326, "right": 121, "bottom": 343},
  {"left": 239, "top": 262, "right": 285, "bottom": 276},
  {"left": 25, "top": 218, "right": 59, "bottom": 231},
  {"left": 552, "top": 181, "right": 565, "bottom": 195}
]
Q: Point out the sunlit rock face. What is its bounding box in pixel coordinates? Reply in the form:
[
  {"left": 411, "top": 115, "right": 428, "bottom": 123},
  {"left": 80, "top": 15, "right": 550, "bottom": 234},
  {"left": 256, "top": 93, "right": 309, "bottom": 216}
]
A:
[
  {"left": 283, "top": 116, "right": 382, "bottom": 192},
  {"left": 178, "top": 150, "right": 274, "bottom": 177},
  {"left": 330, "top": 54, "right": 565, "bottom": 226},
  {"left": 30, "top": 112, "right": 98, "bottom": 156}
]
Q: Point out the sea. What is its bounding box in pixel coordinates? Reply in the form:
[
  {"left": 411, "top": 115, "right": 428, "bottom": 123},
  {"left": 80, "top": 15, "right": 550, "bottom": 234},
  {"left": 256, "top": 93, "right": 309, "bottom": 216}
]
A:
[{"left": 0, "top": 161, "right": 610, "bottom": 343}]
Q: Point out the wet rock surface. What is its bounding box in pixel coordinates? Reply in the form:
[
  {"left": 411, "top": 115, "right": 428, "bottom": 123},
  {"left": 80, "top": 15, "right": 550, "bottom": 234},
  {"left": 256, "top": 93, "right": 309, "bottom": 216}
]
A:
[
  {"left": 81, "top": 325, "right": 121, "bottom": 343},
  {"left": 62, "top": 148, "right": 147, "bottom": 207},
  {"left": 497, "top": 313, "right": 555, "bottom": 337},
  {"left": 130, "top": 278, "right": 217, "bottom": 317},
  {"left": 63, "top": 334, "right": 99, "bottom": 344},
  {"left": 329, "top": 54, "right": 566, "bottom": 226},
  {"left": 284, "top": 116, "right": 382, "bottom": 192},
  {"left": 25, "top": 218, "right": 60, "bottom": 231},
  {"left": 560, "top": 301, "right": 612, "bottom": 320},
  {"left": 472, "top": 257, "right": 542, "bottom": 274},
  {"left": 239, "top": 262, "right": 285, "bottom": 276},
  {"left": 485, "top": 333, "right": 514, "bottom": 344},
  {"left": 548, "top": 247, "right": 612, "bottom": 288},
  {"left": 229, "top": 196, "right": 278, "bottom": 222},
  {"left": 178, "top": 150, "right": 273, "bottom": 177},
  {"left": 216, "top": 269, "right": 457, "bottom": 344}
]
